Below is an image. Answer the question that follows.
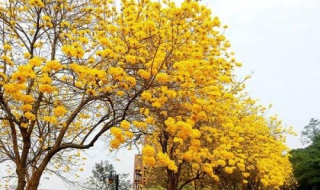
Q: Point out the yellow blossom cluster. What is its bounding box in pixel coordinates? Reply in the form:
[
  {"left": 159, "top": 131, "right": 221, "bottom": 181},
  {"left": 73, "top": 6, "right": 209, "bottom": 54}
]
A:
[
  {"left": 142, "top": 145, "right": 156, "bottom": 167},
  {"left": 109, "top": 120, "right": 134, "bottom": 149}
]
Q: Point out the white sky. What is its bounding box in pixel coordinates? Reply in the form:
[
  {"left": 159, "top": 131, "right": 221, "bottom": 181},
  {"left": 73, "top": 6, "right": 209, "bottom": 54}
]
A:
[
  {"left": 36, "top": 0, "right": 320, "bottom": 189},
  {"left": 208, "top": 0, "right": 320, "bottom": 149}
]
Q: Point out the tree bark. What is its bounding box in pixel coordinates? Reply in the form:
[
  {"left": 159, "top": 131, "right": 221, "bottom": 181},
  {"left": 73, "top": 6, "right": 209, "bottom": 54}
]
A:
[
  {"left": 26, "top": 171, "right": 42, "bottom": 190},
  {"left": 16, "top": 166, "right": 27, "bottom": 190},
  {"left": 16, "top": 131, "right": 31, "bottom": 190},
  {"left": 167, "top": 170, "right": 179, "bottom": 190},
  {"left": 25, "top": 150, "right": 56, "bottom": 190}
]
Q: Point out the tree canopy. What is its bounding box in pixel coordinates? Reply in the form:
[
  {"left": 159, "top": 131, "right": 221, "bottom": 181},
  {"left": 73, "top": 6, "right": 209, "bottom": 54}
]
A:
[
  {"left": 290, "top": 118, "right": 320, "bottom": 190},
  {"left": 290, "top": 143, "right": 320, "bottom": 190},
  {"left": 0, "top": 0, "right": 294, "bottom": 189},
  {"left": 301, "top": 118, "right": 320, "bottom": 145}
]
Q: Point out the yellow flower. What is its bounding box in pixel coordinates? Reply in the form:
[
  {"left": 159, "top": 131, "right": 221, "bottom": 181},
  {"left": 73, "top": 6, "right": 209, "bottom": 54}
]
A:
[
  {"left": 192, "top": 163, "right": 200, "bottom": 170},
  {"left": 151, "top": 101, "right": 161, "bottom": 108},
  {"left": 228, "top": 159, "right": 236, "bottom": 166},
  {"left": 183, "top": 151, "right": 193, "bottom": 162},
  {"left": 219, "top": 75, "right": 231, "bottom": 83},
  {"left": 224, "top": 167, "right": 233, "bottom": 174},
  {"left": 42, "top": 15, "right": 51, "bottom": 22},
  {"left": 20, "top": 104, "right": 33, "bottom": 112},
  {"left": 43, "top": 116, "right": 57, "bottom": 124},
  {"left": 11, "top": 72, "right": 27, "bottom": 83},
  {"left": 39, "top": 84, "right": 55, "bottom": 93},
  {"left": 143, "top": 156, "right": 156, "bottom": 167},
  {"left": 110, "top": 139, "right": 121, "bottom": 149},
  {"left": 120, "top": 120, "right": 130, "bottom": 130},
  {"left": 3, "top": 83, "right": 19, "bottom": 94},
  {"left": 235, "top": 62, "right": 242, "bottom": 67},
  {"left": 142, "top": 145, "right": 155, "bottom": 156},
  {"left": 75, "top": 47, "right": 84, "bottom": 58},
  {"left": 173, "top": 137, "right": 184, "bottom": 145},
  {"left": 114, "top": 46, "right": 125, "bottom": 54},
  {"left": 124, "top": 131, "right": 133, "bottom": 139},
  {"left": 125, "top": 76, "right": 136, "bottom": 87},
  {"left": 11, "top": 65, "right": 36, "bottom": 82},
  {"left": 24, "top": 52, "right": 31, "bottom": 58},
  {"left": 42, "top": 60, "right": 62, "bottom": 72},
  {"left": 3, "top": 44, "right": 12, "bottom": 51},
  {"left": 25, "top": 112, "right": 36, "bottom": 120},
  {"left": 99, "top": 37, "right": 112, "bottom": 47},
  {"left": 141, "top": 91, "right": 152, "bottom": 101},
  {"left": 137, "top": 69, "right": 150, "bottom": 79},
  {"left": 28, "top": 0, "right": 44, "bottom": 8},
  {"left": 110, "top": 127, "right": 123, "bottom": 138},
  {"left": 29, "top": 56, "right": 43, "bottom": 66},
  {"left": 117, "top": 90, "right": 125, "bottom": 96},
  {"left": 242, "top": 172, "right": 250, "bottom": 178},
  {"left": 145, "top": 117, "right": 154, "bottom": 124},
  {"left": 168, "top": 160, "right": 178, "bottom": 172},
  {"left": 202, "top": 163, "right": 213, "bottom": 175},
  {"left": 61, "top": 21, "right": 70, "bottom": 27},
  {"left": 217, "top": 159, "right": 226, "bottom": 167},
  {"left": 61, "top": 45, "right": 76, "bottom": 57},
  {"left": 86, "top": 89, "right": 96, "bottom": 96},
  {"left": 1, "top": 55, "right": 14, "bottom": 65},
  {"left": 20, "top": 95, "right": 34, "bottom": 104},
  {"left": 108, "top": 67, "right": 125, "bottom": 80},
  {"left": 54, "top": 106, "right": 67, "bottom": 117},
  {"left": 237, "top": 163, "right": 246, "bottom": 171},
  {"left": 261, "top": 178, "right": 269, "bottom": 186},
  {"left": 155, "top": 73, "right": 168, "bottom": 83},
  {"left": 21, "top": 123, "right": 29, "bottom": 128}
]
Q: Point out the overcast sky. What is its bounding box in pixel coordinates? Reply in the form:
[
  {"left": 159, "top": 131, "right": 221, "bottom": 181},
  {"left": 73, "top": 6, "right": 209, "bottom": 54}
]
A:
[
  {"left": 37, "top": 0, "right": 320, "bottom": 189},
  {"left": 208, "top": 0, "right": 320, "bottom": 149}
]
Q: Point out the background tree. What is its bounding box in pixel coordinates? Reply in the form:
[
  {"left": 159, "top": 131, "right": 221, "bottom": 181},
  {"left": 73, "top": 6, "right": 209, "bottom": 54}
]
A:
[
  {"left": 301, "top": 118, "right": 320, "bottom": 145},
  {"left": 290, "top": 118, "right": 320, "bottom": 190},
  {"left": 81, "top": 160, "right": 131, "bottom": 190}
]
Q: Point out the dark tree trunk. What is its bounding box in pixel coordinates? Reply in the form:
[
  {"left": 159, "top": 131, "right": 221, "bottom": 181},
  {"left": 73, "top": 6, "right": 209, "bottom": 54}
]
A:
[
  {"left": 26, "top": 171, "right": 43, "bottom": 190},
  {"left": 16, "top": 132, "right": 31, "bottom": 190},
  {"left": 25, "top": 151, "right": 55, "bottom": 190},
  {"left": 16, "top": 166, "right": 27, "bottom": 190},
  {"left": 167, "top": 169, "right": 179, "bottom": 190}
]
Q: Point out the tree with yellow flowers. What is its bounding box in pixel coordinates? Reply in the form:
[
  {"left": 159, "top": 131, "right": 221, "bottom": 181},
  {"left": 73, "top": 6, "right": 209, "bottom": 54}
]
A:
[
  {"left": 140, "top": 91, "right": 295, "bottom": 190},
  {"left": 126, "top": 1, "right": 294, "bottom": 190},
  {"left": 0, "top": 0, "right": 294, "bottom": 189}
]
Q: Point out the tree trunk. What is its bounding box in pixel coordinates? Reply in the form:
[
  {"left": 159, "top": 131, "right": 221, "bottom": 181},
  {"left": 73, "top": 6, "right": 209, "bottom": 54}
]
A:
[
  {"left": 16, "top": 166, "right": 27, "bottom": 190},
  {"left": 16, "top": 133, "right": 31, "bottom": 190},
  {"left": 167, "top": 170, "right": 179, "bottom": 190},
  {"left": 26, "top": 152, "right": 54, "bottom": 190},
  {"left": 26, "top": 171, "right": 42, "bottom": 190}
]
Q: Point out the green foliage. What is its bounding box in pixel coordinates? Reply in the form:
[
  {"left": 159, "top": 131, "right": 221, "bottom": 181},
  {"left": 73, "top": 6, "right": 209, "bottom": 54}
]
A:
[{"left": 290, "top": 118, "right": 320, "bottom": 189}]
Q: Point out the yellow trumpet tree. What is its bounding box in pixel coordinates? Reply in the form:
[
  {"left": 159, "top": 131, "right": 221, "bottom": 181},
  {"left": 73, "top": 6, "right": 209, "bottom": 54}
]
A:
[
  {"left": 121, "top": 2, "right": 295, "bottom": 190},
  {"left": 139, "top": 77, "right": 295, "bottom": 190},
  {"left": 0, "top": 0, "right": 223, "bottom": 189}
]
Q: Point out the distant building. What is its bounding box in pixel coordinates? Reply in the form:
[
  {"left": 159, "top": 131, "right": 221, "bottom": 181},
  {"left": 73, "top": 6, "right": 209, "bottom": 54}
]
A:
[{"left": 133, "top": 154, "right": 145, "bottom": 190}]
